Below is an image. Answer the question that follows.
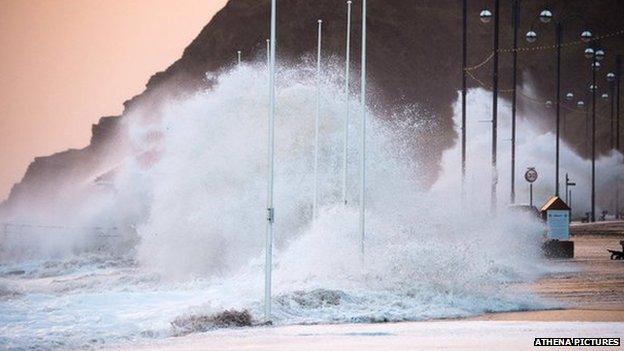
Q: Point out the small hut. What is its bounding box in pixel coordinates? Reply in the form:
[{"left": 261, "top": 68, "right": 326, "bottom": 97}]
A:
[{"left": 540, "top": 196, "right": 573, "bottom": 258}]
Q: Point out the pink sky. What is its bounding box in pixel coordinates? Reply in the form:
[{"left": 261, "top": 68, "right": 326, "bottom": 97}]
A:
[{"left": 0, "top": 0, "right": 227, "bottom": 199}]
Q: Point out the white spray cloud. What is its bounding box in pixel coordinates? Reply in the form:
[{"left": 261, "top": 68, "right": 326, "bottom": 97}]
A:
[
  {"left": 434, "top": 87, "right": 624, "bottom": 218},
  {"left": 106, "top": 63, "right": 554, "bottom": 323},
  {"left": 2, "top": 63, "right": 591, "bottom": 349}
]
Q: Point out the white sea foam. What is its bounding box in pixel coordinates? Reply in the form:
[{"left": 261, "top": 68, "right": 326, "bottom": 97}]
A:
[{"left": 2, "top": 63, "right": 621, "bottom": 349}]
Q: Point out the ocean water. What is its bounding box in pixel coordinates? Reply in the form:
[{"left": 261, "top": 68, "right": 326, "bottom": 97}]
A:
[{"left": 1, "top": 63, "right": 620, "bottom": 350}]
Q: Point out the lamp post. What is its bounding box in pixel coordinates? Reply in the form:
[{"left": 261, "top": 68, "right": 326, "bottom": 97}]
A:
[
  {"left": 589, "top": 48, "right": 606, "bottom": 222},
  {"left": 461, "top": 0, "right": 467, "bottom": 195},
  {"left": 616, "top": 55, "right": 622, "bottom": 218},
  {"left": 343, "top": 1, "right": 352, "bottom": 206},
  {"left": 559, "top": 92, "right": 574, "bottom": 175},
  {"left": 510, "top": 0, "right": 520, "bottom": 204},
  {"left": 491, "top": 0, "right": 499, "bottom": 213},
  {"left": 360, "top": 0, "right": 367, "bottom": 255},
  {"left": 313, "top": 19, "right": 323, "bottom": 219},
  {"left": 584, "top": 52, "right": 593, "bottom": 157},
  {"left": 555, "top": 21, "right": 562, "bottom": 197},
  {"left": 563, "top": 92, "right": 574, "bottom": 137},
  {"left": 592, "top": 53, "right": 597, "bottom": 222},
  {"left": 607, "top": 72, "right": 616, "bottom": 149},
  {"left": 576, "top": 97, "right": 586, "bottom": 151},
  {"left": 617, "top": 56, "right": 622, "bottom": 153},
  {"left": 264, "top": 0, "right": 277, "bottom": 322},
  {"left": 479, "top": 0, "right": 499, "bottom": 212},
  {"left": 237, "top": 50, "right": 242, "bottom": 65}
]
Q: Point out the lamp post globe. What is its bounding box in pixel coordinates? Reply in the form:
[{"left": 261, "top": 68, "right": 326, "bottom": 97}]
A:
[
  {"left": 589, "top": 84, "right": 598, "bottom": 92},
  {"left": 595, "top": 49, "right": 605, "bottom": 61},
  {"left": 565, "top": 92, "right": 574, "bottom": 101},
  {"left": 601, "top": 93, "right": 609, "bottom": 100},
  {"left": 539, "top": 9, "right": 553, "bottom": 23},
  {"left": 606, "top": 72, "right": 616, "bottom": 82},
  {"left": 585, "top": 47, "right": 595, "bottom": 59},
  {"left": 577, "top": 100, "right": 585, "bottom": 108},
  {"left": 581, "top": 30, "right": 593, "bottom": 43},
  {"left": 592, "top": 61, "right": 601, "bottom": 71},
  {"left": 480, "top": 9, "right": 492, "bottom": 23},
  {"left": 525, "top": 30, "right": 538, "bottom": 43},
  {"left": 545, "top": 100, "right": 553, "bottom": 108}
]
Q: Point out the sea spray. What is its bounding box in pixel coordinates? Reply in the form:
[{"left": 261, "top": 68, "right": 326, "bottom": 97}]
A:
[
  {"left": 1, "top": 62, "right": 617, "bottom": 348},
  {"left": 435, "top": 87, "right": 624, "bottom": 217},
  {"left": 118, "top": 63, "right": 551, "bottom": 324}
]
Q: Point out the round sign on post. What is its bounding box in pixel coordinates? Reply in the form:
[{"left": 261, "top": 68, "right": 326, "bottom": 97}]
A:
[
  {"left": 525, "top": 167, "right": 538, "bottom": 183},
  {"left": 525, "top": 167, "right": 538, "bottom": 207}
]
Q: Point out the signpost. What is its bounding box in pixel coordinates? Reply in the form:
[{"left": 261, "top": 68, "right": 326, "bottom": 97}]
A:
[
  {"left": 565, "top": 173, "right": 576, "bottom": 212},
  {"left": 525, "top": 167, "right": 538, "bottom": 207}
]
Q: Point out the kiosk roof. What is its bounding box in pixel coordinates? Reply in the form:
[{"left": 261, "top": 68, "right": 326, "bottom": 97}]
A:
[{"left": 540, "top": 196, "right": 571, "bottom": 212}]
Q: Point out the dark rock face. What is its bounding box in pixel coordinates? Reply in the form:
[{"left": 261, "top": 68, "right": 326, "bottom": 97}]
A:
[{"left": 2, "top": 0, "right": 623, "bottom": 211}]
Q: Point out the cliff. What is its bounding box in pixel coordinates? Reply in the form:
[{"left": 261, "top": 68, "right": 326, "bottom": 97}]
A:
[{"left": 2, "top": 0, "right": 623, "bottom": 212}]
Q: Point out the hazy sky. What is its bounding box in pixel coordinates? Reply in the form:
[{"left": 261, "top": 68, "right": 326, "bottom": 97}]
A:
[{"left": 0, "top": 0, "right": 227, "bottom": 199}]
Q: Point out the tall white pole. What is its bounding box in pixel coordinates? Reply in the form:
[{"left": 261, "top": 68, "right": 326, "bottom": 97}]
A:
[
  {"left": 313, "top": 19, "right": 322, "bottom": 219},
  {"left": 359, "top": 0, "right": 367, "bottom": 255},
  {"left": 265, "top": 0, "right": 277, "bottom": 322},
  {"left": 342, "top": 1, "right": 352, "bottom": 205},
  {"left": 237, "top": 50, "right": 242, "bottom": 65}
]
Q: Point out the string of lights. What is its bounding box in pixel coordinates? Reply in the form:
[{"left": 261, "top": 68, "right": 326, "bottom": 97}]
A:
[{"left": 465, "top": 28, "right": 624, "bottom": 72}]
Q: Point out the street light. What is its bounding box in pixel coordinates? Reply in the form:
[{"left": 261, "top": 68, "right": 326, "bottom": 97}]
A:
[
  {"left": 617, "top": 56, "right": 622, "bottom": 152},
  {"left": 562, "top": 93, "right": 574, "bottom": 136},
  {"left": 480, "top": 9, "right": 492, "bottom": 23},
  {"left": 545, "top": 100, "right": 553, "bottom": 108},
  {"left": 313, "top": 19, "right": 323, "bottom": 219},
  {"left": 461, "top": 0, "right": 468, "bottom": 196},
  {"left": 601, "top": 93, "right": 609, "bottom": 100},
  {"left": 479, "top": 1, "right": 501, "bottom": 211},
  {"left": 616, "top": 56, "right": 622, "bottom": 218},
  {"left": 592, "top": 61, "right": 601, "bottom": 71},
  {"left": 581, "top": 30, "right": 593, "bottom": 43},
  {"left": 509, "top": 0, "right": 521, "bottom": 204},
  {"left": 342, "top": 0, "right": 352, "bottom": 206},
  {"left": 264, "top": 0, "right": 277, "bottom": 322},
  {"left": 585, "top": 47, "right": 595, "bottom": 59},
  {"left": 539, "top": 9, "right": 553, "bottom": 23},
  {"left": 525, "top": 30, "right": 537, "bottom": 43},
  {"left": 359, "top": 0, "right": 367, "bottom": 255},
  {"left": 565, "top": 92, "right": 574, "bottom": 101},
  {"left": 586, "top": 45, "right": 605, "bottom": 222},
  {"left": 606, "top": 72, "right": 616, "bottom": 149},
  {"left": 577, "top": 100, "right": 585, "bottom": 108}
]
